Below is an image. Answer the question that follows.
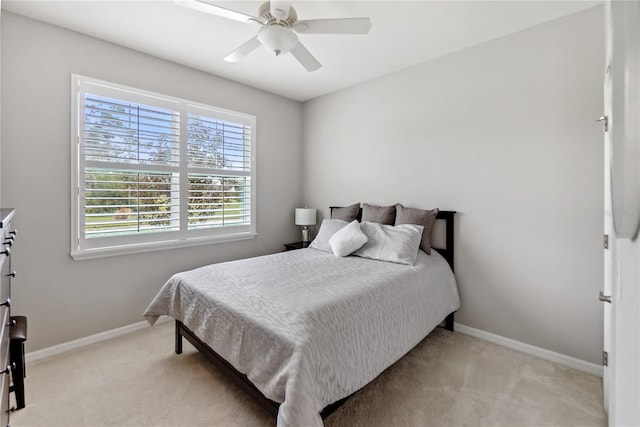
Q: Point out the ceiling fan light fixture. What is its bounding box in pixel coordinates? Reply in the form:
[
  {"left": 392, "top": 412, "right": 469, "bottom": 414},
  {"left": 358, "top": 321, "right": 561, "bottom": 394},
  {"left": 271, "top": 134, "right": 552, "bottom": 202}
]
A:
[
  {"left": 181, "top": 0, "right": 371, "bottom": 71},
  {"left": 257, "top": 25, "right": 299, "bottom": 56}
]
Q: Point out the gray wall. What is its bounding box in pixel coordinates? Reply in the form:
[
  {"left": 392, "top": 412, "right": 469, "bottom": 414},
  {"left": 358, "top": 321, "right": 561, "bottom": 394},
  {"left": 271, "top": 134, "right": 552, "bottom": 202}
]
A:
[
  {"left": 302, "top": 7, "right": 604, "bottom": 364},
  {"left": 1, "top": 12, "right": 303, "bottom": 351}
]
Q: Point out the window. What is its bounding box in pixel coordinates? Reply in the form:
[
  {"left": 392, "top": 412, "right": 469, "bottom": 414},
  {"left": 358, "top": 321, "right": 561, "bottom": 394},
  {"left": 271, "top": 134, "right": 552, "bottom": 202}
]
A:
[{"left": 71, "top": 75, "right": 256, "bottom": 259}]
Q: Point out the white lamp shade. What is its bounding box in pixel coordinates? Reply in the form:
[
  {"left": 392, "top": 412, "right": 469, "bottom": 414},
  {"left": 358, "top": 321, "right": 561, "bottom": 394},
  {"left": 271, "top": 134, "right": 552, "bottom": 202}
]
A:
[{"left": 295, "top": 208, "right": 316, "bottom": 226}]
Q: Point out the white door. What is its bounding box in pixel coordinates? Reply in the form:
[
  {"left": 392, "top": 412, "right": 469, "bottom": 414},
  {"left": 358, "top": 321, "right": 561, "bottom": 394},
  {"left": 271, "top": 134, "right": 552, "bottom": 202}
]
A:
[
  {"left": 602, "top": 12, "right": 613, "bottom": 409},
  {"left": 603, "top": 1, "right": 640, "bottom": 424}
]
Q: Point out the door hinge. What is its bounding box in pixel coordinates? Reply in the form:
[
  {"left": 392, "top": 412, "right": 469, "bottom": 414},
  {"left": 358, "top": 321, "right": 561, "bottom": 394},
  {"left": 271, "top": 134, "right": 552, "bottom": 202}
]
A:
[
  {"left": 603, "top": 350, "right": 608, "bottom": 367},
  {"left": 604, "top": 234, "right": 609, "bottom": 249}
]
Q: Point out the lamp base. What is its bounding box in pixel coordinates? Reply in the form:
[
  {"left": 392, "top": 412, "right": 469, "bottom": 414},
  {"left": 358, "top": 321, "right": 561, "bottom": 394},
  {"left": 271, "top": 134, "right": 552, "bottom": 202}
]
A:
[{"left": 301, "top": 226, "right": 310, "bottom": 243}]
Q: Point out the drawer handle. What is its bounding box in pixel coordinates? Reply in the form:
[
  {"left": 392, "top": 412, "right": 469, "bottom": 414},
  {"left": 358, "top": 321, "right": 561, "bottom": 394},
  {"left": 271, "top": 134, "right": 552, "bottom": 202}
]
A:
[
  {"left": 0, "top": 299, "right": 10, "bottom": 308},
  {"left": 0, "top": 248, "right": 9, "bottom": 256},
  {"left": 0, "top": 364, "right": 14, "bottom": 375},
  {"left": 6, "top": 405, "right": 15, "bottom": 414},
  {"left": 2, "top": 241, "right": 11, "bottom": 247},
  {"left": 9, "top": 230, "right": 16, "bottom": 237},
  {"left": 6, "top": 271, "right": 16, "bottom": 278}
]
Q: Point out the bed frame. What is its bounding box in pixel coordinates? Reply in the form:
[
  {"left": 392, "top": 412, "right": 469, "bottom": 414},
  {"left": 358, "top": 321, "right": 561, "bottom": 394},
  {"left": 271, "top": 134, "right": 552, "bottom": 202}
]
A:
[{"left": 174, "top": 209, "right": 457, "bottom": 420}]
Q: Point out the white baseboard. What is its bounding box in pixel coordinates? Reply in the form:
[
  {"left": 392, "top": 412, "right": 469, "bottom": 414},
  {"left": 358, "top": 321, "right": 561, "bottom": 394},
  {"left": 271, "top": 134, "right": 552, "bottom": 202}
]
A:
[
  {"left": 454, "top": 322, "right": 603, "bottom": 378},
  {"left": 25, "top": 316, "right": 172, "bottom": 365},
  {"left": 24, "top": 317, "right": 602, "bottom": 378}
]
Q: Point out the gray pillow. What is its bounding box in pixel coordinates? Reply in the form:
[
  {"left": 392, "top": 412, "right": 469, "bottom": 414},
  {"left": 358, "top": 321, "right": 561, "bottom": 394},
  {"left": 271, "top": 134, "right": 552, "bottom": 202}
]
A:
[
  {"left": 330, "top": 203, "right": 360, "bottom": 222},
  {"left": 394, "top": 204, "right": 439, "bottom": 254},
  {"left": 361, "top": 203, "right": 396, "bottom": 225}
]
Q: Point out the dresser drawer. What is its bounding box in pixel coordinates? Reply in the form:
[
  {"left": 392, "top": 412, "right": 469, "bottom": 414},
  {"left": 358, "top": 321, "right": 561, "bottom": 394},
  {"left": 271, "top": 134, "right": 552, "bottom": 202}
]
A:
[
  {"left": 0, "top": 307, "right": 8, "bottom": 371},
  {"left": 0, "top": 306, "right": 8, "bottom": 427},
  {"left": 0, "top": 367, "right": 8, "bottom": 427},
  {"left": 0, "top": 251, "right": 11, "bottom": 375},
  {"left": 0, "top": 255, "right": 9, "bottom": 309}
]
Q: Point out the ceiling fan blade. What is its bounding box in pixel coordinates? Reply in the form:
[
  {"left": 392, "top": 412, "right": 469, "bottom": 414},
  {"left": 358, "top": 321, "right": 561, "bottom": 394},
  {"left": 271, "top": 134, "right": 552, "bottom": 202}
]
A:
[
  {"left": 294, "top": 18, "right": 372, "bottom": 35},
  {"left": 176, "top": 0, "right": 257, "bottom": 24},
  {"left": 224, "top": 36, "right": 262, "bottom": 62},
  {"left": 290, "top": 43, "right": 321, "bottom": 72},
  {"left": 270, "top": 0, "right": 292, "bottom": 21}
]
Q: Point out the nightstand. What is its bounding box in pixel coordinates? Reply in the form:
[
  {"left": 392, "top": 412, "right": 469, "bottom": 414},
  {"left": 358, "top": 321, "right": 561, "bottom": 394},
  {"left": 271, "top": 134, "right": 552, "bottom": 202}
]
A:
[{"left": 284, "top": 241, "right": 310, "bottom": 251}]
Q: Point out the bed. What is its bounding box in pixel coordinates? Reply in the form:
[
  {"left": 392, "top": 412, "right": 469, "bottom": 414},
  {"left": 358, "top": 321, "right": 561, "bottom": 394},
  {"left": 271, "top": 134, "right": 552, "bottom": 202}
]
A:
[{"left": 144, "top": 209, "right": 459, "bottom": 427}]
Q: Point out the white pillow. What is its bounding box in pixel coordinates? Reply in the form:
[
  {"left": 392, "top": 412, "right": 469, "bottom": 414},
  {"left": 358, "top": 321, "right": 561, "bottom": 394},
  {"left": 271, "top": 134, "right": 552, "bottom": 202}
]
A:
[
  {"left": 353, "top": 222, "right": 424, "bottom": 265},
  {"left": 309, "top": 219, "right": 349, "bottom": 252},
  {"left": 328, "top": 220, "right": 368, "bottom": 257}
]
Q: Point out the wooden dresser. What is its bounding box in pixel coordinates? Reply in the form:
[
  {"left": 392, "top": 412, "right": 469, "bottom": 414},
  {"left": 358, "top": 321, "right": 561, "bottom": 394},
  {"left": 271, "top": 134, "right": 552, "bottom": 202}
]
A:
[{"left": 0, "top": 209, "right": 16, "bottom": 427}]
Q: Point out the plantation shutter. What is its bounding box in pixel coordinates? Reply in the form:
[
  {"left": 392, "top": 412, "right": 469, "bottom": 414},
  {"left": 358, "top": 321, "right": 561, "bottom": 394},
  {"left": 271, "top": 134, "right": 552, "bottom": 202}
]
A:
[
  {"left": 72, "top": 75, "right": 256, "bottom": 259},
  {"left": 187, "top": 114, "right": 252, "bottom": 230},
  {"left": 82, "top": 95, "right": 181, "bottom": 238}
]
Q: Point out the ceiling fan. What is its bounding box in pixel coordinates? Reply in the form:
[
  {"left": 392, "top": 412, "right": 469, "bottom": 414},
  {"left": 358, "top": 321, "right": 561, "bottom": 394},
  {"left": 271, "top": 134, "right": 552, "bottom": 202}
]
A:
[{"left": 177, "top": 0, "right": 372, "bottom": 72}]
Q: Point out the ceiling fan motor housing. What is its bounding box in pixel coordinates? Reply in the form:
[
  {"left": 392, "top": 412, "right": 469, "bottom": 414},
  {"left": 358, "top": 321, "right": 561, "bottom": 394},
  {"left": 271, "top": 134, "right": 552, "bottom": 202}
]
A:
[{"left": 257, "top": 1, "right": 298, "bottom": 26}]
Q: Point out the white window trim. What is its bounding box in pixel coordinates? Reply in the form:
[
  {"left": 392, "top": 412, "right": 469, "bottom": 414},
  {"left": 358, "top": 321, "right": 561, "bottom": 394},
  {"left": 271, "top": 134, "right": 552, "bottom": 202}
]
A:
[{"left": 70, "top": 75, "right": 257, "bottom": 260}]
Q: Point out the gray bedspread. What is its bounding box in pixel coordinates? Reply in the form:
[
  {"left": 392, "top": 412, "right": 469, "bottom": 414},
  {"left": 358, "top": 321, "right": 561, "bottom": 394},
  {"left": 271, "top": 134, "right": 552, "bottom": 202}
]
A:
[{"left": 144, "top": 247, "right": 460, "bottom": 426}]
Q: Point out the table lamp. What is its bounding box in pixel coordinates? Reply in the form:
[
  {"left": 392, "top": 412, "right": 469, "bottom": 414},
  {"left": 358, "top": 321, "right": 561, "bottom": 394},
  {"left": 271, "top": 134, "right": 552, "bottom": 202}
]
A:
[{"left": 295, "top": 207, "right": 316, "bottom": 243}]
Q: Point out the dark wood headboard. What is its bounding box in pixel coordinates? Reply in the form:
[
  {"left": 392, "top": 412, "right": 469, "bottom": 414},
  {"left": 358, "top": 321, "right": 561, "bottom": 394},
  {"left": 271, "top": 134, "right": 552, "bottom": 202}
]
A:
[
  {"left": 328, "top": 206, "right": 457, "bottom": 272},
  {"left": 434, "top": 210, "right": 456, "bottom": 272}
]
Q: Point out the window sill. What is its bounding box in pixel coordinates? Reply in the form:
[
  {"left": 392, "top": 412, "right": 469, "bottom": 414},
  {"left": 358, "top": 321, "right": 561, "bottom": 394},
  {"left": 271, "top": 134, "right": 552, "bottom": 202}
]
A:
[{"left": 70, "top": 231, "right": 257, "bottom": 261}]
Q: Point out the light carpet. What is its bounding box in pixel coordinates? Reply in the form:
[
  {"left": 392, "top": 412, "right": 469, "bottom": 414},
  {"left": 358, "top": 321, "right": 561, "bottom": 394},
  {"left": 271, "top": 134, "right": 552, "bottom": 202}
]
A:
[{"left": 11, "top": 321, "right": 605, "bottom": 426}]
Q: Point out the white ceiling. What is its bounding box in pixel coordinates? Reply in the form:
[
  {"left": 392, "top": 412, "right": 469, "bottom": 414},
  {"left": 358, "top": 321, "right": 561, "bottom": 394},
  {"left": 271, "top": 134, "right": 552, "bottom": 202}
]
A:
[{"left": 2, "top": 0, "right": 601, "bottom": 101}]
